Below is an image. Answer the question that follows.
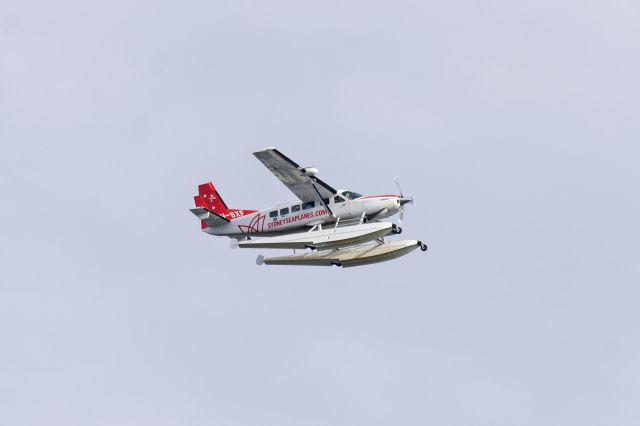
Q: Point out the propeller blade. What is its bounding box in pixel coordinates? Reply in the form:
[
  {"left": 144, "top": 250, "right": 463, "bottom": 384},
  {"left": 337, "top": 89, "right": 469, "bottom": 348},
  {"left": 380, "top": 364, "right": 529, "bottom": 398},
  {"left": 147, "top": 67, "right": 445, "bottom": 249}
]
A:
[
  {"left": 394, "top": 177, "right": 413, "bottom": 225},
  {"left": 394, "top": 176, "right": 404, "bottom": 197},
  {"left": 398, "top": 206, "right": 405, "bottom": 225}
]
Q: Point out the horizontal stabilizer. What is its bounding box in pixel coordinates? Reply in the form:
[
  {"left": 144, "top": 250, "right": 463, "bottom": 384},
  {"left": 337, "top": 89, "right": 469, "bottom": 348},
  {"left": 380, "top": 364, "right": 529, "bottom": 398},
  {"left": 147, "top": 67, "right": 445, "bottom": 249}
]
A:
[{"left": 189, "top": 207, "right": 230, "bottom": 227}]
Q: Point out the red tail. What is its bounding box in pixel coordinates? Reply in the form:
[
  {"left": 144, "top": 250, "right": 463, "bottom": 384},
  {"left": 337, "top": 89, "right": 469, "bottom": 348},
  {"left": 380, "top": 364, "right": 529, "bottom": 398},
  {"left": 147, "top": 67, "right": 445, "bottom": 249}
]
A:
[
  {"left": 195, "top": 182, "right": 229, "bottom": 213},
  {"left": 194, "top": 182, "right": 256, "bottom": 229}
]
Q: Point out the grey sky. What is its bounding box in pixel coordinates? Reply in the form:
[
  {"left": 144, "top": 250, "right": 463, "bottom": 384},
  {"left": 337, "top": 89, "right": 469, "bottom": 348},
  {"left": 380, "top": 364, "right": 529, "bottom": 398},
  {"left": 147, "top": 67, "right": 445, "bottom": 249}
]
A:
[{"left": 1, "top": 1, "right": 639, "bottom": 425}]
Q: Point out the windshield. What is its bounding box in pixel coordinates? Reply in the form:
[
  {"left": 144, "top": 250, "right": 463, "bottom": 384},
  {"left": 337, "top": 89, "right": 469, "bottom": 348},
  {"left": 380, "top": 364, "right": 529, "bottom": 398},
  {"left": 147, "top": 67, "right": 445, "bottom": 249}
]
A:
[{"left": 342, "top": 191, "right": 363, "bottom": 200}]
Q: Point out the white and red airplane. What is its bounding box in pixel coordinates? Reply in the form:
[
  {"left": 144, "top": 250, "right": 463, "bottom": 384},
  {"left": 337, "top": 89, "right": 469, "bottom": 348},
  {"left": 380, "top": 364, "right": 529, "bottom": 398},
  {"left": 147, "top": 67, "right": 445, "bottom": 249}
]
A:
[{"left": 191, "top": 148, "right": 427, "bottom": 267}]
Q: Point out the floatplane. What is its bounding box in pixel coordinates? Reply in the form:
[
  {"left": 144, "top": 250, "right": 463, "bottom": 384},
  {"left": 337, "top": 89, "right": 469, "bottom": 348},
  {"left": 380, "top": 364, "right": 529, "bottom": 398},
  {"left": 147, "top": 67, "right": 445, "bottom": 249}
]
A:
[{"left": 190, "top": 148, "right": 428, "bottom": 267}]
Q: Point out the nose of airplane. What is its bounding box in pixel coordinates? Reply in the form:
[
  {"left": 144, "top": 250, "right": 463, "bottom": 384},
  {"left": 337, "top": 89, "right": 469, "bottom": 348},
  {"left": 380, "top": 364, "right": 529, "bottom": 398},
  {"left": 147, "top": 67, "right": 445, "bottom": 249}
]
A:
[{"left": 399, "top": 197, "right": 414, "bottom": 206}]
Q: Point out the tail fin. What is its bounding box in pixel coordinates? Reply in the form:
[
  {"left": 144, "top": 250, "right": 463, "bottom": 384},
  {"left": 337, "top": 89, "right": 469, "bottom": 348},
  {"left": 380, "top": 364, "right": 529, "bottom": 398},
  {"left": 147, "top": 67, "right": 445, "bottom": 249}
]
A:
[
  {"left": 192, "top": 181, "right": 256, "bottom": 229},
  {"left": 194, "top": 182, "right": 229, "bottom": 214}
]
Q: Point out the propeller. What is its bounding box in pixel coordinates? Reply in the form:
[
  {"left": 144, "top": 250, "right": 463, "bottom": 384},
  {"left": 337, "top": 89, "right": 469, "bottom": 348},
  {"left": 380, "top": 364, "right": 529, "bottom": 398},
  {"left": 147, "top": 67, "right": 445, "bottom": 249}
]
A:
[{"left": 394, "top": 177, "right": 414, "bottom": 225}]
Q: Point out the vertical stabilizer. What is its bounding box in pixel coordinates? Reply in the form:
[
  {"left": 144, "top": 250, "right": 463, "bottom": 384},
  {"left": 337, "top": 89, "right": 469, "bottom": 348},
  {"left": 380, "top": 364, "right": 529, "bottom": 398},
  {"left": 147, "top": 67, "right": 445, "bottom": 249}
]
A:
[{"left": 192, "top": 181, "right": 256, "bottom": 229}]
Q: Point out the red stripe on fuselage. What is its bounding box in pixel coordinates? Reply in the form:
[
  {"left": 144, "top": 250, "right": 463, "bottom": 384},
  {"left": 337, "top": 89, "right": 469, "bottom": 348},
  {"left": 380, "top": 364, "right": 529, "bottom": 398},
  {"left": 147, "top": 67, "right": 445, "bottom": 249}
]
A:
[{"left": 358, "top": 194, "right": 401, "bottom": 200}]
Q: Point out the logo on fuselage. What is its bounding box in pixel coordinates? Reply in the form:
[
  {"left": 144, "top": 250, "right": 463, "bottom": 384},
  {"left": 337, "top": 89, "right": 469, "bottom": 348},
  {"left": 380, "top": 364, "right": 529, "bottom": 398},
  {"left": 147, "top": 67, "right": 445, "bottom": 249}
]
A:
[{"left": 266, "top": 208, "right": 329, "bottom": 230}]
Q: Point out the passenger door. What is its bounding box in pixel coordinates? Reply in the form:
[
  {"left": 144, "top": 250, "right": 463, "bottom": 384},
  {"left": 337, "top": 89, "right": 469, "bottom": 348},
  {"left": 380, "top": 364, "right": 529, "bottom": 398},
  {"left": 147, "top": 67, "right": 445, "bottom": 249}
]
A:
[{"left": 331, "top": 195, "right": 349, "bottom": 219}]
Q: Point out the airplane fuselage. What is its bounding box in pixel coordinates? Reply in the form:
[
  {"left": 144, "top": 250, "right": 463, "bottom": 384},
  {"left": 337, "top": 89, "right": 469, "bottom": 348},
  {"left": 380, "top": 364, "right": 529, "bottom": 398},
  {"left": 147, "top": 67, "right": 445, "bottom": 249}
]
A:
[{"left": 202, "top": 191, "right": 404, "bottom": 238}]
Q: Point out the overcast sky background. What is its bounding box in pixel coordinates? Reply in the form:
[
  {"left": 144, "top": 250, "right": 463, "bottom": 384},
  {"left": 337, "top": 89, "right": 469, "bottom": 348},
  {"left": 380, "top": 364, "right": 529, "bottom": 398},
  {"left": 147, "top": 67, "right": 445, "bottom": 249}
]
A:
[{"left": 1, "top": 1, "right": 639, "bottom": 425}]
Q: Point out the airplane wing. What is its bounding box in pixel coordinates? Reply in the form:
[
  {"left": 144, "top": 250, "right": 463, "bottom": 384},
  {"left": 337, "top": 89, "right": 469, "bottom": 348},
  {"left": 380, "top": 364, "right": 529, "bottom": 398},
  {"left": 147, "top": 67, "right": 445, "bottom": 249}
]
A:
[
  {"left": 253, "top": 148, "right": 337, "bottom": 203},
  {"left": 190, "top": 207, "right": 230, "bottom": 227}
]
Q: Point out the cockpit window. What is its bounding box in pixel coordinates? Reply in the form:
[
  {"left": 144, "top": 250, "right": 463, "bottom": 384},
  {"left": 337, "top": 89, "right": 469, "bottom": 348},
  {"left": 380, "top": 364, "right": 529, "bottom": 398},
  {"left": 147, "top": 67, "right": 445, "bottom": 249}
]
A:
[
  {"left": 342, "top": 191, "right": 363, "bottom": 200},
  {"left": 334, "top": 196, "right": 345, "bottom": 203}
]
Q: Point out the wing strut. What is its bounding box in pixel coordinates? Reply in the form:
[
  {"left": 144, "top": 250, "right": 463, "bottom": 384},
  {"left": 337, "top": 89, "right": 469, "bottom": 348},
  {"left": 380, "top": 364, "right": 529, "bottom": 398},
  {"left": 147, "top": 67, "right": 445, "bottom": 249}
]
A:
[{"left": 311, "top": 179, "right": 335, "bottom": 218}]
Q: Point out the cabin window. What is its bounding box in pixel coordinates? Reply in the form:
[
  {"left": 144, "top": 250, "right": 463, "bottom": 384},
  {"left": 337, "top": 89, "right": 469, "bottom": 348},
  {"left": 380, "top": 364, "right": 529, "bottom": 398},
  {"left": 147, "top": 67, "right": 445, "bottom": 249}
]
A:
[
  {"left": 302, "top": 201, "right": 315, "bottom": 210},
  {"left": 342, "top": 191, "right": 363, "bottom": 200},
  {"left": 269, "top": 210, "right": 278, "bottom": 218},
  {"left": 280, "top": 207, "right": 290, "bottom": 216},
  {"left": 292, "top": 205, "right": 301, "bottom": 213},
  {"left": 334, "top": 196, "right": 345, "bottom": 203},
  {"left": 323, "top": 198, "right": 330, "bottom": 206}
]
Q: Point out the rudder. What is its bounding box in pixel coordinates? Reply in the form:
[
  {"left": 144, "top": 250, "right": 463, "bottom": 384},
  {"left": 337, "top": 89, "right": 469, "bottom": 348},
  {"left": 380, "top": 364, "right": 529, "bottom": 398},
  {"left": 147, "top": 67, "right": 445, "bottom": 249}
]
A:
[
  {"left": 194, "top": 182, "right": 229, "bottom": 214},
  {"left": 192, "top": 181, "right": 257, "bottom": 229}
]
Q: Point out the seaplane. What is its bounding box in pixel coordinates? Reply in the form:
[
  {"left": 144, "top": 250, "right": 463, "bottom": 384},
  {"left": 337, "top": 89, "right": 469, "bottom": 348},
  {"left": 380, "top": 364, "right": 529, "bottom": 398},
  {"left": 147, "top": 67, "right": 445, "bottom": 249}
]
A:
[{"left": 190, "top": 148, "right": 428, "bottom": 267}]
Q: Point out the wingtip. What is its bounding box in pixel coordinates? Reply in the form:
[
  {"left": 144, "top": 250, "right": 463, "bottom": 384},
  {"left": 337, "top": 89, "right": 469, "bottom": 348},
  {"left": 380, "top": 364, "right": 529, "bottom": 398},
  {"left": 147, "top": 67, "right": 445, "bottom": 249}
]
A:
[{"left": 253, "top": 147, "right": 277, "bottom": 155}]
